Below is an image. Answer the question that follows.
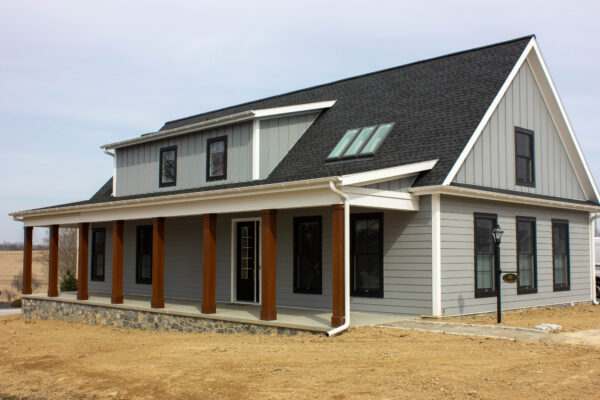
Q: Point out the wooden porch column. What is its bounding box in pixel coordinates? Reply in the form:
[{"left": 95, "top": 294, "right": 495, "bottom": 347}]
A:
[
  {"left": 201, "top": 214, "right": 217, "bottom": 314},
  {"left": 111, "top": 220, "right": 124, "bottom": 304},
  {"left": 48, "top": 225, "right": 59, "bottom": 297},
  {"left": 77, "top": 223, "right": 89, "bottom": 300},
  {"left": 331, "top": 204, "right": 345, "bottom": 327},
  {"left": 261, "top": 209, "right": 277, "bottom": 321},
  {"left": 22, "top": 227, "right": 33, "bottom": 295},
  {"left": 151, "top": 217, "right": 165, "bottom": 309}
]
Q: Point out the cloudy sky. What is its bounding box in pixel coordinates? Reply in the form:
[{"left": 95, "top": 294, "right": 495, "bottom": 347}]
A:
[{"left": 1, "top": 1, "right": 599, "bottom": 243}]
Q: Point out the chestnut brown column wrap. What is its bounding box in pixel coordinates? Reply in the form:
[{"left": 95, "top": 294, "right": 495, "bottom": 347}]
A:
[
  {"left": 22, "top": 227, "right": 33, "bottom": 295},
  {"left": 77, "top": 223, "right": 89, "bottom": 300},
  {"left": 48, "top": 225, "right": 59, "bottom": 297},
  {"left": 201, "top": 214, "right": 217, "bottom": 314},
  {"left": 260, "top": 209, "right": 277, "bottom": 321},
  {"left": 111, "top": 220, "right": 124, "bottom": 304},
  {"left": 151, "top": 217, "right": 165, "bottom": 309},
  {"left": 331, "top": 204, "right": 345, "bottom": 327}
]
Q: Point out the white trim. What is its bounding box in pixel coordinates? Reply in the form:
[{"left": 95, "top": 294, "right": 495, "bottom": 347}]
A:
[
  {"left": 101, "top": 100, "right": 336, "bottom": 150},
  {"left": 252, "top": 119, "right": 260, "bottom": 180},
  {"left": 431, "top": 194, "right": 442, "bottom": 317},
  {"left": 230, "top": 217, "right": 262, "bottom": 305},
  {"left": 340, "top": 160, "right": 438, "bottom": 186},
  {"left": 442, "top": 38, "right": 536, "bottom": 186},
  {"left": 410, "top": 185, "right": 600, "bottom": 212},
  {"left": 343, "top": 186, "right": 420, "bottom": 211}
]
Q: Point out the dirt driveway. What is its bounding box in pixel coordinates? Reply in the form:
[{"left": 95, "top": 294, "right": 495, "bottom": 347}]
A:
[{"left": 1, "top": 315, "right": 599, "bottom": 400}]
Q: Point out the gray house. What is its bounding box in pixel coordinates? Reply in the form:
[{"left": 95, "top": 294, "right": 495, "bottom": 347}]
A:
[{"left": 11, "top": 35, "right": 600, "bottom": 335}]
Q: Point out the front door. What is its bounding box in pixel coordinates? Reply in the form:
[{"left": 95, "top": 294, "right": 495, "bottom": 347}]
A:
[{"left": 236, "top": 221, "right": 260, "bottom": 302}]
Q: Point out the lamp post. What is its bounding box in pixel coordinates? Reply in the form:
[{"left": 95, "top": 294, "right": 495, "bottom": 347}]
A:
[{"left": 492, "top": 225, "right": 504, "bottom": 323}]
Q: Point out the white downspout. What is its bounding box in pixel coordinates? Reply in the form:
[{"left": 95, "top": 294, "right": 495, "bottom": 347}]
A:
[
  {"left": 327, "top": 180, "right": 350, "bottom": 337},
  {"left": 103, "top": 149, "right": 116, "bottom": 196},
  {"left": 590, "top": 213, "right": 599, "bottom": 305}
]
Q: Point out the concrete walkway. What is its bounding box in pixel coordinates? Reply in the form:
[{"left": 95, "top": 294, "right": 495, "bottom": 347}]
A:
[
  {"left": 377, "top": 319, "right": 548, "bottom": 342},
  {"left": 0, "top": 308, "right": 22, "bottom": 316}
]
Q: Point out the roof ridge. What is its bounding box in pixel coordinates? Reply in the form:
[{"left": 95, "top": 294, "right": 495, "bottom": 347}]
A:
[{"left": 161, "top": 34, "right": 535, "bottom": 129}]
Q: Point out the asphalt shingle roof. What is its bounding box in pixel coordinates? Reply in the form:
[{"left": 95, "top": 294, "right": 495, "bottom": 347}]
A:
[{"left": 32, "top": 36, "right": 534, "bottom": 211}]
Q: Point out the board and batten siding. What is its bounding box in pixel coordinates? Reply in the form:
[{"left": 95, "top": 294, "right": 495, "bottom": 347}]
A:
[
  {"left": 258, "top": 112, "right": 320, "bottom": 179},
  {"left": 454, "top": 60, "right": 586, "bottom": 201},
  {"left": 116, "top": 121, "right": 253, "bottom": 197},
  {"left": 440, "top": 195, "right": 590, "bottom": 316}
]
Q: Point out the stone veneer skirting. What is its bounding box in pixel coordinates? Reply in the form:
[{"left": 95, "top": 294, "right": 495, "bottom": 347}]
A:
[{"left": 22, "top": 297, "right": 322, "bottom": 336}]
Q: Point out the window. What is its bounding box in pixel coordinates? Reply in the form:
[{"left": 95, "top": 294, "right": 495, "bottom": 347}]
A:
[
  {"left": 327, "top": 123, "right": 394, "bottom": 160},
  {"left": 515, "top": 127, "right": 535, "bottom": 186},
  {"left": 206, "top": 136, "right": 227, "bottom": 181},
  {"left": 293, "top": 216, "right": 322, "bottom": 294},
  {"left": 516, "top": 217, "right": 537, "bottom": 294},
  {"left": 552, "top": 220, "right": 570, "bottom": 291},
  {"left": 474, "top": 213, "right": 497, "bottom": 298},
  {"left": 351, "top": 213, "right": 383, "bottom": 297},
  {"left": 91, "top": 228, "right": 105, "bottom": 281},
  {"left": 159, "top": 146, "right": 177, "bottom": 187},
  {"left": 136, "top": 225, "right": 153, "bottom": 284}
]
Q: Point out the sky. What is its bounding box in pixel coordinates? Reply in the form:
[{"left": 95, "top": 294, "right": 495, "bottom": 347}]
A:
[{"left": 1, "top": 0, "right": 599, "bottom": 244}]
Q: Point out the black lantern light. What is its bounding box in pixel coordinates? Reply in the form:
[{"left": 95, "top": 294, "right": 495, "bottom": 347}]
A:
[{"left": 492, "top": 225, "right": 504, "bottom": 245}]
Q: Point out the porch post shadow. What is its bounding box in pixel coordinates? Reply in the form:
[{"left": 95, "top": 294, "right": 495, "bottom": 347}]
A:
[
  {"left": 77, "top": 223, "right": 89, "bottom": 300},
  {"left": 261, "top": 209, "right": 277, "bottom": 321},
  {"left": 201, "top": 214, "right": 217, "bottom": 314},
  {"left": 331, "top": 204, "right": 345, "bottom": 327},
  {"left": 22, "top": 226, "right": 33, "bottom": 295},
  {"left": 48, "top": 225, "right": 59, "bottom": 297},
  {"left": 151, "top": 217, "right": 165, "bottom": 309},
  {"left": 111, "top": 220, "right": 124, "bottom": 304}
]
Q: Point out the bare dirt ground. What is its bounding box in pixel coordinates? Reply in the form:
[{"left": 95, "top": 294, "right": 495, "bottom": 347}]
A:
[
  {"left": 441, "top": 304, "right": 600, "bottom": 332},
  {"left": 1, "top": 315, "right": 599, "bottom": 399},
  {"left": 0, "top": 251, "right": 48, "bottom": 303}
]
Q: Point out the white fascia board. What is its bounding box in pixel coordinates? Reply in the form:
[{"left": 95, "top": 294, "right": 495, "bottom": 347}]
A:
[
  {"left": 101, "top": 100, "right": 336, "bottom": 150},
  {"left": 344, "top": 186, "right": 419, "bottom": 211},
  {"left": 340, "top": 160, "right": 438, "bottom": 187},
  {"left": 442, "top": 38, "right": 535, "bottom": 186},
  {"left": 527, "top": 39, "right": 600, "bottom": 204},
  {"left": 410, "top": 185, "right": 600, "bottom": 212}
]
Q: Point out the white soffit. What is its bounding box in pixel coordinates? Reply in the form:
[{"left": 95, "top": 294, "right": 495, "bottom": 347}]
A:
[
  {"left": 339, "top": 159, "right": 438, "bottom": 187},
  {"left": 101, "top": 100, "right": 336, "bottom": 150}
]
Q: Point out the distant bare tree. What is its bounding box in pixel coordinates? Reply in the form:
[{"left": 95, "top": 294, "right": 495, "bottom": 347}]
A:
[{"left": 59, "top": 228, "right": 78, "bottom": 282}]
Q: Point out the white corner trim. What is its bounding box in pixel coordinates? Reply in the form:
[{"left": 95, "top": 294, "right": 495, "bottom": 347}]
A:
[
  {"left": 431, "top": 193, "right": 442, "bottom": 317},
  {"left": 102, "top": 100, "right": 336, "bottom": 150},
  {"left": 528, "top": 39, "right": 600, "bottom": 204},
  {"left": 252, "top": 119, "right": 260, "bottom": 180},
  {"left": 340, "top": 160, "right": 438, "bottom": 186},
  {"left": 442, "top": 38, "right": 536, "bottom": 186}
]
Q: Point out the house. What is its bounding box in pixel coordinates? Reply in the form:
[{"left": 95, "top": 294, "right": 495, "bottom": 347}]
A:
[{"left": 10, "top": 35, "right": 600, "bottom": 335}]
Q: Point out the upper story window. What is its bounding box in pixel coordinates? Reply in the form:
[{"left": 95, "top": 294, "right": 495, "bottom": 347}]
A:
[
  {"left": 515, "top": 127, "right": 535, "bottom": 186},
  {"left": 327, "top": 123, "right": 394, "bottom": 161},
  {"left": 159, "top": 146, "right": 177, "bottom": 187},
  {"left": 207, "top": 136, "right": 227, "bottom": 181}
]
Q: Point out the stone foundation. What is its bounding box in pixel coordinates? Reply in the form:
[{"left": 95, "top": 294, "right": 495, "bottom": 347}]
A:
[{"left": 22, "top": 297, "right": 321, "bottom": 336}]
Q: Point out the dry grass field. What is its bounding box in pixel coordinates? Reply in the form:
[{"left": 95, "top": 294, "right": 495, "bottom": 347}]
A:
[
  {"left": 0, "top": 251, "right": 48, "bottom": 302},
  {"left": 1, "top": 314, "right": 599, "bottom": 399}
]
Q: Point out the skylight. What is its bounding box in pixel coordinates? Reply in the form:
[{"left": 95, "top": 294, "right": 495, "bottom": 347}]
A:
[{"left": 327, "top": 123, "right": 395, "bottom": 160}]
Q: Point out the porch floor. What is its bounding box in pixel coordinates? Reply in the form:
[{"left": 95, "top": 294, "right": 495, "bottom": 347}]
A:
[{"left": 25, "top": 292, "right": 413, "bottom": 332}]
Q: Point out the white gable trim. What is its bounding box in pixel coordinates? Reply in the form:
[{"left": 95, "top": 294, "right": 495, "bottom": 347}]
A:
[
  {"left": 442, "top": 38, "right": 535, "bottom": 186},
  {"left": 339, "top": 159, "right": 437, "bottom": 186},
  {"left": 443, "top": 37, "right": 599, "bottom": 204}
]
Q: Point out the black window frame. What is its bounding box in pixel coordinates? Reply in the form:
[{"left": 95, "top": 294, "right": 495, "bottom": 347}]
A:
[
  {"left": 552, "top": 219, "right": 571, "bottom": 292},
  {"left": 516, "top": 216, "right": 537, "bottom": 295},
  {"left": 159, "top": 146, "right": 177, "bottom": 188},
  {"left": 293, "top": 216, "right": 323, "bottom": 295},
  {"left": 206, "top": 136, "right": 228, "bottom": 181},
  {"left": 474, "top": 213, "right": 498, "bottom": 298},
  {"left": 514, "top": 127, "right": 535, "bottom": 187},
  {"left": 350, "top": 212, "right": 384, "bottom": 298},
  {"left": 90, "top": 228, "right": 106, "bottom": 282},
  {"left": 136, "top": 225, "right": 153, "bottom": 285}
]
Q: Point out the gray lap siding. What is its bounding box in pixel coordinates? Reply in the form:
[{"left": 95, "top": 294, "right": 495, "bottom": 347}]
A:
[
  {"left": 440, "top": 195, "right": 590, "bottom": 316},
  {"left": 87, "top": 200, "right": 433, "bottom": 315}
]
